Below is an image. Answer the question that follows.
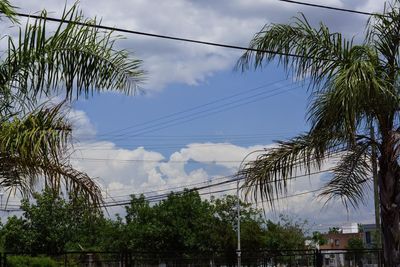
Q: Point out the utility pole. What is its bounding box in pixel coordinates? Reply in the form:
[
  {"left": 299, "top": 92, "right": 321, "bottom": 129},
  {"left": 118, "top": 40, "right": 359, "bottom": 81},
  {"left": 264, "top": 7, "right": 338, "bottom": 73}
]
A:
[
  {"left": 236, "top": 179, "right": 241, "bottom": 267},
  {"left": 370, "top": 125, "right": 381, "bottom": 248}
]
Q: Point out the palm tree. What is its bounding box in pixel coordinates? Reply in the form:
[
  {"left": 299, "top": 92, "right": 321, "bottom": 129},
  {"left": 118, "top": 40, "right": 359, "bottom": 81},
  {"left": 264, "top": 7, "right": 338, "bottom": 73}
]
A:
[
  {"left": 237, "top": 1, "right": 400, "bottom": 265},
  {"left": 0, "top": 2, "right": 144, "bottom": 206}
]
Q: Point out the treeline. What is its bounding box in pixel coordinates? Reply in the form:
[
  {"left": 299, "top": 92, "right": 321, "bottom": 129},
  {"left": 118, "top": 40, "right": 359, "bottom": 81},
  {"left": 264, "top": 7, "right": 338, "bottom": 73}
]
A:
[{"left": 0, "top": 190, "right": 312, "bottom": 259}]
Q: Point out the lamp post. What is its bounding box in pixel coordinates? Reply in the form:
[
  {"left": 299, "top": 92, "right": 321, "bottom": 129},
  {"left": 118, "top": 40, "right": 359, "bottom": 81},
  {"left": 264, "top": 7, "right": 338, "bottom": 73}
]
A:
[
  {"left": 236, "top": 179, "right": 241, "bottom": 267},
  {"left": 0, "top": 191, "right": 3, "bottom": 209}
]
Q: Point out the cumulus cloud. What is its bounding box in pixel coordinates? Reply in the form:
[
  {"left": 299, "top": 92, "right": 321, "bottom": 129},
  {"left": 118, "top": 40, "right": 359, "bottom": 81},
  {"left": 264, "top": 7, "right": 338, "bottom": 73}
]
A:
[
  {"left": 66, "top": 109, "right": 374, "bottom": 225},
  {"left": 0, "top": 107, "right": 375, "bottom": 226}
]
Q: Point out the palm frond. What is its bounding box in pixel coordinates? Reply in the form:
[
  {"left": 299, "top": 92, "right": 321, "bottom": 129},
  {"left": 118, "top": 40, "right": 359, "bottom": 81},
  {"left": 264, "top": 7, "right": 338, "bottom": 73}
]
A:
[
  {"left": 0, "top": 155, "right": 102, "bottom": 207},
  {"left": 0, "top": 0, "right": 18, "bottom": 23},
  {"left": 0, "top": 103, "right": 70, "bottom": 164},
  {"left": 308, "top": 45, "right": 392, "bottom": 140},
  {"left": 319, "top": 142, "right": 372, "bottom": 210},
  {"left": 3, "top": 4, "right": 145, "bottom": 104},
  {"left": 239, "top": 131, "right": 344, "bottom": 207},
  {"left": 0, "top": 104, "right": 102, "bottom": 206},
  {"left": 237, "top": 14, "right": 352, "bottom": 90},
  {"left": 366, "top": 1, "right": 400, "bottom": 72}
]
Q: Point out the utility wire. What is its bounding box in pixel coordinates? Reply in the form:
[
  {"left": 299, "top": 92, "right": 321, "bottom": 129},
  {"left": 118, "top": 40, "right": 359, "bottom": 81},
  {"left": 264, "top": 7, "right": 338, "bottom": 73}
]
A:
[
  {"left": 102, "top": 169, "right": 332, "bottom": 207},
  {"left": 81, "top": 84, "right": 301, "bottom": 142},
  {"left": 103, "top": 173, "right": 237, "bottom": 198},
  {"left": 90, "top": 80, "right": 302, "bottom": 141},
  {"left": 100, "top": 148, "right": 345, "bottom": 200},
  {"left": 71, "top": 158, "right": 254, "bottom": 163},
  {"left": 98, "top": 78, "right": 290, "bottom": 137},
  {"left": 4, "top": 168, "right": 333, "bottom": 211},
  {"left": 73, "top": 137, "right": 290, "bottom": 151},
  {"left": 279, "top": 0, "right": 378, "bottom": 16},
  {"left": 13, "top": 12, "right": 307, "bottom": 60}
]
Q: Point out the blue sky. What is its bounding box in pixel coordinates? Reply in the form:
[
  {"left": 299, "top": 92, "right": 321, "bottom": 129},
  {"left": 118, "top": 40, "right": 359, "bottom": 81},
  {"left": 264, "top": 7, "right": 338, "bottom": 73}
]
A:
[{"left": 4, "top": 0, "right": 388, "bottom": 229}]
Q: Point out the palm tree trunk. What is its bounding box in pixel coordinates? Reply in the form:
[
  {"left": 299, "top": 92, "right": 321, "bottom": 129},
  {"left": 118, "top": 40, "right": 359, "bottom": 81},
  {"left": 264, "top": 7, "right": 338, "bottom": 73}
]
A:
[{"left": 379, "top": 144, "right": 400, "bottom": 266}]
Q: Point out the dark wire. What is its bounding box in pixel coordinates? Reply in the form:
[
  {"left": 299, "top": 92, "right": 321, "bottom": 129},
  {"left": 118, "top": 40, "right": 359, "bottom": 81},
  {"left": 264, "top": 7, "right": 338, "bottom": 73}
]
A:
[
  {"left": 11, "top": 12, "right": 311, "bottom": 60},
  {"left": 279, "top": 0, "right": 379, "bottom": 16}
]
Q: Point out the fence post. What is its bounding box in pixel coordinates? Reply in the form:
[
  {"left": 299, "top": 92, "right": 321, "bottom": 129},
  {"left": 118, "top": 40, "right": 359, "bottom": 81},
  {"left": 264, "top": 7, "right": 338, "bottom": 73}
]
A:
[{"left": 315, "top": 249, "right": 323, "bottom": 267}]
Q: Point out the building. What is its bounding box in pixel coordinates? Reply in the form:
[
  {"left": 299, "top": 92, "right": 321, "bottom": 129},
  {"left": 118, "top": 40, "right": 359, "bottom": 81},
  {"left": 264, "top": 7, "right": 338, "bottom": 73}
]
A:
[
  {"left": 361, "top": 224, "right": 378, "bottom": 249},
  {"left": 318, "top": 223, "right": 380, "bottom": 267}
]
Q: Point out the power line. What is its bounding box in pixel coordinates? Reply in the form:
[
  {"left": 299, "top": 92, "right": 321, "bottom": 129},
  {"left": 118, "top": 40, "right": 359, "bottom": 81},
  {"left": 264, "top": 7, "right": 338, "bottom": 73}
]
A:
[
  {"left": 90, "top": 80, "right": 302, "bottom": 141},
  {"left": 12, "top": 12, "right": 308, "bottom": 60},
  {"left": 104, "top": 173, "right": 237, "bottom": 197},
  {"left": 72, "top": 136, "right": 291, "bottom": 151},
  {"left": 71, "top": 157, "right": 253, "bottom": 163},
  {"left": 89, "top": 84, "right": 301, "bottom": 141},
  {"left": 4, "top": 167, "right": 333, "bottom": 211},
  {"left": 98, "top": 78, "right": 290, "bottom": 137},
  {"left": 279, "top": 0, "right": 378, "bottom": 16},
  {"left": 102, "top": 169, "right": 332, "bottom": 207}
]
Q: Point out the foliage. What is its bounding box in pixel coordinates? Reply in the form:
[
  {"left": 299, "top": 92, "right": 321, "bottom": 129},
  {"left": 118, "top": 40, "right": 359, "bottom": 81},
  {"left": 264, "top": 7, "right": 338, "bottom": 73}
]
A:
[
  {"left": 6, "top": 256, "right": 57, "bottom": 267},
  {"left": 0, "top": 1, "right": 144, "bottom": 206},
  {"left": 347, "top": 237, "right": 365, "bottom": 250},
  {"left": 328, "top": 227, "right": 341, "bottom": 234},
  {"left": 264, "top": 215, "right": 308, "bottom": 251},
  {"left": 237, "top": 0, "right": 400, "bottom": 264},
  {"left": 0, "top": 190, "right": 312, "bottom": 262},
  {"left": 1, "top": 190, "right": 106, "bottom": 254},
  {"left": 311, "top": 231, "right": 328, "bottom": 247},
  {"left": 346, "top": 237, "right": 365, "bottom": 264}
]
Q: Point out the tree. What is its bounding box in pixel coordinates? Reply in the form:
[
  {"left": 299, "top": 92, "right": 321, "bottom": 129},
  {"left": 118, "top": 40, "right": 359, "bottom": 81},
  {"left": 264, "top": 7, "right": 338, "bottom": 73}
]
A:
[
  {"left": 311, "top": 231, "right": 327, "bottom": 247},
  {"left": 237, "top": 1, "right": 400, "bottom": 265},
  {"left": 210, "top": 195, "right": 266, "bottom": 265},
  {"left": 0, "top": 1, "right": 144, "bottom": 206},
  {"left": 328, "top": 227, "right": 341, "bottom": 234},
  {"left": 264, "top": 215, "right": 307, "bottom": 251},
  {"left": 0, "top": 190, "right": 107, "bottom": 254},
  {"left": 346, "top": 237, "right": 365, "bottom": 266}
]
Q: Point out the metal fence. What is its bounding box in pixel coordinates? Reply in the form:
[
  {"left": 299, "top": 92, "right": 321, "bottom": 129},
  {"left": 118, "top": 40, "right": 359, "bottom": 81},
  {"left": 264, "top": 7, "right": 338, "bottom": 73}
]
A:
[{"left": 0, "top": 249, "right": 383, "bottom": 267}]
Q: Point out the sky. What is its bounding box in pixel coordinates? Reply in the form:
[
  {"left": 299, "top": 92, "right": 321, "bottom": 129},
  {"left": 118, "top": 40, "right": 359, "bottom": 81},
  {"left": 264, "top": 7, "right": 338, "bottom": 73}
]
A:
[{"left": 1, "top": 0, "right": 389, "bottom": 231}]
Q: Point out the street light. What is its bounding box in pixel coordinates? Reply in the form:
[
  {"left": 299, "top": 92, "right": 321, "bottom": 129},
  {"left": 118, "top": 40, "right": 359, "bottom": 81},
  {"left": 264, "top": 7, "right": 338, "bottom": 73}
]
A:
[
  {"left": 0, "top": 191, "right": 4, "bottom": 211},
  {"left": 236, "top": 179, "right": 241, "bottom": 267}
]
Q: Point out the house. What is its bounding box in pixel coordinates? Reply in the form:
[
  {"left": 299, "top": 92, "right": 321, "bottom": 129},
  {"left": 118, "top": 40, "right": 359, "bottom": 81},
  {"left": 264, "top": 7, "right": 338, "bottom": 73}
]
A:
[
  {"left": 320, "top": 232, "right": 363, "bottom": 250},
  {"left": 361, "top": 223, "right": 379, "bottom": 249},
  {"left": 318, "top": 223, "right": 380, "bottom": 267}
]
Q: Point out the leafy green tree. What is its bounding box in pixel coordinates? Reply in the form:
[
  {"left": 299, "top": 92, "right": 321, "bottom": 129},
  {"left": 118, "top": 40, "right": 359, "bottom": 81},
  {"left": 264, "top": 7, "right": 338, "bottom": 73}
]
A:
[
  {"left": 264, "top": 215, "right": 307, "bottom": 251},
  {"left": 237, "top": 1, "right": 400, "bottom": 264},
  {"left": 311, "top": 231, "right": 328, "bottom": 247},
  {"left": 210, "top": 195, "right": 266, "bottom": 265},
  {"left": 96, "top": 215, "right": 127, "bottom": 252},
  {"left": 1, "top": 190, "right": 107, "bottom": 254},
  {"left": 346, "top": 237, "right": 365, "bottom": 266},
  {"left": 0, "top": 1, "right": 144, "bottom": 206},
  {"left": 2, "top": 191, "right": 71, "bottom": 254},
  {"left": 124, "top": 194, "right": 164, "bottom": 252},
  {"left": 347, "top": 237, "right": 365, "bottom": 250},
  {"left": 150, "top": 191, "right": 216, "bottom": 254},
  {"left": 328, "top": 227, "right": 341, "bottom": 234},
  {"left": 122, "top": 192, "right": 271, "bottom": 264}
]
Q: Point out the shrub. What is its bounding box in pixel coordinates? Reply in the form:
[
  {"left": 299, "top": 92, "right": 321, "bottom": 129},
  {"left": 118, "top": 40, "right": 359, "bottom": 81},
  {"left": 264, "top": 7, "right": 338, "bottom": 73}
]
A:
[{"left": 6, "top": 256, "right": 57, "bottom": 267}]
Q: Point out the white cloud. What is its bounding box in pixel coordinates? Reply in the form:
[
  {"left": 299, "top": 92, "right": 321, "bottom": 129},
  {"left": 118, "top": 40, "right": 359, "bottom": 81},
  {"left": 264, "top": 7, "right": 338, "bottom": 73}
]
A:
[
  {"left": 65, "top": 109, "right": 374, "bottom": 225},
  {"left": 8, "top": 0, "right": 387, "bottom": 91}
]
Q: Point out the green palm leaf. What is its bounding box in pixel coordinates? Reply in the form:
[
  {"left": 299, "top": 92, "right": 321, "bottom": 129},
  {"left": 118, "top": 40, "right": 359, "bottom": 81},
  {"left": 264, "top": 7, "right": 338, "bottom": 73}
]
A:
[
  {"left": 240, "top": 131, "right": 343, "bottom": 207},
  {"left": 0, "top": 104, "right": 101, "bottom": 206},
  {"left": 0, "top": 0, "right": 17, "bottom": 23},
  {"left": 2, "top": 4, "right": 144, "bottom": 105},
  {"left": 237, "top": 14, "right": 351, "bottom": 90},
  {"left": 319, "top": 143, "right": 372, "bottom": 209}
]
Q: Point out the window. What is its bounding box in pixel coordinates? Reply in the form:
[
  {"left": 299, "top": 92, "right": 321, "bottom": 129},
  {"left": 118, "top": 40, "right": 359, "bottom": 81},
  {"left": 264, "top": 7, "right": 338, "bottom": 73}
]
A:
[
  {"left": 366, "top": 231, "right": 371, "bottom": 244},
  {"left": 335, "top": 239, "right": 340, "bottom": 246}
]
